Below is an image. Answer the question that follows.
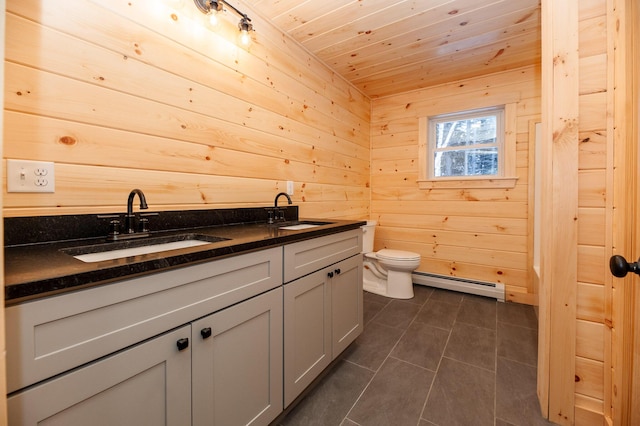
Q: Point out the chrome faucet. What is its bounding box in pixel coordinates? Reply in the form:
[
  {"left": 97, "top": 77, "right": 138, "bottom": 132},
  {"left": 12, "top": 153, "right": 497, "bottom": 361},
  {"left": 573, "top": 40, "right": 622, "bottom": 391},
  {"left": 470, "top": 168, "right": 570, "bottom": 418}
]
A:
[{"left": 125, "top": 189, "right": 149, "bottom": 234}]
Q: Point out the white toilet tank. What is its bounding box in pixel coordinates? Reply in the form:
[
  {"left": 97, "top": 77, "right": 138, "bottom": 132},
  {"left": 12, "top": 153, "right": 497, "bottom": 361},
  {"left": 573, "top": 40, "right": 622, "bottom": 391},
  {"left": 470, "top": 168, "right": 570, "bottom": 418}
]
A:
[{"left": 361, "top": 220, "right": 377, "bottom": 253}]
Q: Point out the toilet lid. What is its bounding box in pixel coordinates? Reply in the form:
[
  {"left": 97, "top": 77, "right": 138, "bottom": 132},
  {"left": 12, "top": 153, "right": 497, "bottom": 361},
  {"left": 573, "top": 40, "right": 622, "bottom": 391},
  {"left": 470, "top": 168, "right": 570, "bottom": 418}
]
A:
[{"left": 376, "top": 249, "right": 421, "bottom": 261}]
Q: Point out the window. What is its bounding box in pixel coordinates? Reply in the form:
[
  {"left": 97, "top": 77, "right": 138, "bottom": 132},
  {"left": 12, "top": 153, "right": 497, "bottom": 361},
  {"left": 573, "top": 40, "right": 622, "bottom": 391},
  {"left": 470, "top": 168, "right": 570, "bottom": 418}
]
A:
[
  {"left": 431, "top": 107, "right": 502, "bottom": 178},
  {"left": 418, "top": 104, "right": 518, "bottom": 189}
]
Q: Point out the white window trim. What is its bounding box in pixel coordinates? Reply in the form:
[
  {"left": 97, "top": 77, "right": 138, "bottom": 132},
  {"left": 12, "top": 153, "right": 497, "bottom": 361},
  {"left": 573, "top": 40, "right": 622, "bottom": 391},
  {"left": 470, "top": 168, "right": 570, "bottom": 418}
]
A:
[{"left": 418, "top": 103, "right": 519, "bottom": 189}]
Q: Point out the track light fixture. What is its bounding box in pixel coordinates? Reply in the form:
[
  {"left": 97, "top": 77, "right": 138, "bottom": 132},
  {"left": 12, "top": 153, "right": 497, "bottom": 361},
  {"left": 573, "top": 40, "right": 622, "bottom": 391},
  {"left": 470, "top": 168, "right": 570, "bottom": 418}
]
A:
[{"left": 193, "top": 0, "right": 254, "bottom": 45}]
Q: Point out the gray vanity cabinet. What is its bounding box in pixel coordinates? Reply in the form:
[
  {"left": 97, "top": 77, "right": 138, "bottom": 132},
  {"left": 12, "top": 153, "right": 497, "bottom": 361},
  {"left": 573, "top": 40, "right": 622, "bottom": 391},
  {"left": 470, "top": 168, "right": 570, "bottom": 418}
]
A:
[
  {"left": 283, "top": 230, "right": 363, "bottom": 407},
  {"left": 6, "top": 247, "right": 282, "bottom": 426},
  {"left": 283, "top": 266, "right": 332, "bottom": 406},
  {"left": 192, "top": 287, "right": 283, "bottom": 426},
  {"left": 8, "top": 325, "right": 192, "bottom": 426},
  {"left": 329, "top": 254, "right": 363, "bottom": 357},
  {"left": 6, "top": 227, "right": 364, "bottom": 425}
]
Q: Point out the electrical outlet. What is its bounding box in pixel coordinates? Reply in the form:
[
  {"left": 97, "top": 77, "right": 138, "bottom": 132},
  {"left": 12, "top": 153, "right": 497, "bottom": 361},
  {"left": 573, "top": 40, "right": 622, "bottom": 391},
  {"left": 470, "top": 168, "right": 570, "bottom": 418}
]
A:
[
  {"left": 7, "top": 159, "right": 55, "bottom": 193},
  {"left": 286, "top": 180, "right": 294, "bottom": 195}
]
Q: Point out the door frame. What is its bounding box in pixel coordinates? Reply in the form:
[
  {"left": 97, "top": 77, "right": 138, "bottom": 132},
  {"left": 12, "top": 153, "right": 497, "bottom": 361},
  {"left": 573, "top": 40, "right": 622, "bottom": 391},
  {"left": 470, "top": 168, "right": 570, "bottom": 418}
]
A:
[
  {"left": 626, "top": 0, "right": 640, "bottom": 423},
  {"left": 613, "top": 0, "right": 640, "bottom": 423},
  {"left": 0, "top": 0, "right": 7, "bottom": 423}
]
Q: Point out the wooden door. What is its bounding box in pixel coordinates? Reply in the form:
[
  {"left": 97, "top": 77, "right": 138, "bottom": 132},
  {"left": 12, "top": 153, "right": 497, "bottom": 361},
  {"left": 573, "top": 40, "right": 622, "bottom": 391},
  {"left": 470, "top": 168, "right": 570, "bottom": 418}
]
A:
[
  {"left": 612, "top": 0, "right": 640, "bottom": 423},
  {"left": 629, "top": 1, "right": 640, "bottom": 422}
]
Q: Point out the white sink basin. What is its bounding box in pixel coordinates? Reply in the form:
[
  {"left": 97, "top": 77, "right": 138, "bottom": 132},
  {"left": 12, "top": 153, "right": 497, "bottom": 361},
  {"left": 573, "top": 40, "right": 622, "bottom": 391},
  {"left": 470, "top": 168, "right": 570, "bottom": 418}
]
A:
[
  {"left": 276, "top": 221, "right": 332, "bottom": 231},
  {"left": 63, "top": 233, "right": 230, "bottom": 263},
  {"left": 278, "top": 224, "right": 322, "bottom": 231},
  {"left": 73, "top": 240, "right": 213, "bottom": 263}
]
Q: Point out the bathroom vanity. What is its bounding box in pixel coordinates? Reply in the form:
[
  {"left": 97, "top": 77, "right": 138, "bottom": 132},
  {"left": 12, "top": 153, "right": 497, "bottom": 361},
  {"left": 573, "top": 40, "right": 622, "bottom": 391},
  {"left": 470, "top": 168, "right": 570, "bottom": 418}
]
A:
[
  {"left": 283, "top": 231, "right": 363, "bottom": 406},
  {"left": 3, "top": 209, "right": 364, "bottom": 426}
]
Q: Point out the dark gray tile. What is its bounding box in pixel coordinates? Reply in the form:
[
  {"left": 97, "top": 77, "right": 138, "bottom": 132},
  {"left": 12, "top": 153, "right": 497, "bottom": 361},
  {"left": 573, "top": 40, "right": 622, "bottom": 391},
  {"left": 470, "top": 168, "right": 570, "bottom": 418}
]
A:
[
  {"left": 405, "top": 284, "right": 434, "bottom": 306},
  {"left": 496, "top": 357, "right": 553, "bottom": 426},
  {"left": 347, "top": 357, "right": 434, "bottom": 426},
  {"left": 498, "top": 323, "right": 538, "bottom": 366},
  {"left": 391, "top": 321, "right": 449, "bottom": 371},
  {"left": 341, "top": 321, "right": 404, "bottom": 371},
  {"left": 415, "top": 299, "right": 460, "bottom": 330},
  {"left": 496, "top": 419, "right": 518, "bottom": 426},
  {"left": 457, "top": 295, "right": 497, "bottom": 330},
  {"left": 282, "top": 290, "right": 546, "bottom": 426},
  {"left": 363, "top": 298, "right": 386, "bottom": 326},
  {"left": 498, "top": 302, "right": 538, "bottom": 329},
  {"left": 428, "top": 288, "right": 464, "bottom": 305},
  {"left": 444, "top": 322, "right": 496, "bottom": 371},
  {"left": 282, "top": 360, "right": 373, "bottom": 426},
  {"left": 422, "top": 358, "right": 495, "bottom": 426},
  {"left": 373, "top": 299, "right": 421, "bottom": 330},
  {"left": 363, "top": 290, "right": 392, "bottom": 306}
]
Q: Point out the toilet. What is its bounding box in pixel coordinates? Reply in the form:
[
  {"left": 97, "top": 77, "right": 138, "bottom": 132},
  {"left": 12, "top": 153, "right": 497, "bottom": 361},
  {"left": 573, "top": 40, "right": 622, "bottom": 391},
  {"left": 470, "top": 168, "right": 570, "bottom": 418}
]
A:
[{"left": 361, "top": 220, "right": 421, "bottom": 299}]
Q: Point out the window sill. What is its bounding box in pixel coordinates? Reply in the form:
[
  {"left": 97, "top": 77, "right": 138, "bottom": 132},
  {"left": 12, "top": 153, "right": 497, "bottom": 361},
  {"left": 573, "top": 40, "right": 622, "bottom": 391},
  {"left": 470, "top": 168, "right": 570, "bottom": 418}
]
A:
[{"left": 417, "top": 176, "right": 519, "bottom": 189}]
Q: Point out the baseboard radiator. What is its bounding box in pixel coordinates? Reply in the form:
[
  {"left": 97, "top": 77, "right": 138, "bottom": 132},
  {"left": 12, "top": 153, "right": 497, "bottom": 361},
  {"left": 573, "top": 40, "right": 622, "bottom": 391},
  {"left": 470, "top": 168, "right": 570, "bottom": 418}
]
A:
[{"left": 412, "top": 272, "right": 505, "bottom": 302}]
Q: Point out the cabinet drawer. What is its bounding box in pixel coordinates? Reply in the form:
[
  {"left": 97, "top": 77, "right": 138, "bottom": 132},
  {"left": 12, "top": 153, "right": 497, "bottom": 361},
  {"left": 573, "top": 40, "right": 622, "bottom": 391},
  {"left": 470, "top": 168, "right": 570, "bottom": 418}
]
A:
[
  {"left": 6, "top": 247, "right": 282, "bottom": 393},
  {"left": 8, "top": 326, "right": 192, "bottom": 426},
  {"left": 283, "top": 229, "right": 362, "bottom": 282}
]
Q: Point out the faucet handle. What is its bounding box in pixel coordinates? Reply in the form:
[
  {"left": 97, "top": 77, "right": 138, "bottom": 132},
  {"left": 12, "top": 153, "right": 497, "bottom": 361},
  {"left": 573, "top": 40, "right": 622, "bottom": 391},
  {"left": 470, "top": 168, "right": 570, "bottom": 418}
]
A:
[
  {"left": 139, "top": 217, "right": 149, "bottom": 233},
  {"left": 108, "top": 219, "right": 120, "bottom": 239}
]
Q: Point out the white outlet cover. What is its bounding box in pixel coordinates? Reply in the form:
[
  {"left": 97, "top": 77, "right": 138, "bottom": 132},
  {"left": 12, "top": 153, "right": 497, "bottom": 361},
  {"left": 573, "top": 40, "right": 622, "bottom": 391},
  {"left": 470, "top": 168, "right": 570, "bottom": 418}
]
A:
[{"left": 7, "top": 159, "right": 55, "bottom": 193}]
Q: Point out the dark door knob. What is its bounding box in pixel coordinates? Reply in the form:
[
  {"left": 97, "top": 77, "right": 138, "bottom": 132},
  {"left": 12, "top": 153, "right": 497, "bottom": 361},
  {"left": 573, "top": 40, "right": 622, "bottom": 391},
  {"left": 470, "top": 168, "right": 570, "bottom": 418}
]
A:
[
  {"left": 176, "top": 338, "right": 189, "bottom": 351},
  {"left": 335, "top": 268, "right": 341, "bottom": 275},
  {"left": 609, "top": 255, "right": 640, "bottom": 277},
  {"left": 327, "top": 271, "right": 334, "bottom": 278}
]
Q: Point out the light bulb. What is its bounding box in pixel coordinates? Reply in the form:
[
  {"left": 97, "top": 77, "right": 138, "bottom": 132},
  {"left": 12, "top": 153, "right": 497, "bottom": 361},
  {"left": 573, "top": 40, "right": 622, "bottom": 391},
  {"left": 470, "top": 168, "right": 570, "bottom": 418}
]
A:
[
  {"left": 238, "top": 15, "right": 253, "bottom": 46},
  {"left": 208, "top": 10, "right": 219, "bottom": 27},
  {"left": 240, "top": 29, "right": 251, "bottom": 45}
]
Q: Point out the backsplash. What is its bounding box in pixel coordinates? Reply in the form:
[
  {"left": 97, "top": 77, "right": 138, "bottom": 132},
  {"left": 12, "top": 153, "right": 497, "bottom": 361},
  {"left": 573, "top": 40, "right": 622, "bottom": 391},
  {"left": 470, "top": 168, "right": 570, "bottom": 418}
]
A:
[{"left": 4, "top": 206, "right": 299, "bottom": 247}]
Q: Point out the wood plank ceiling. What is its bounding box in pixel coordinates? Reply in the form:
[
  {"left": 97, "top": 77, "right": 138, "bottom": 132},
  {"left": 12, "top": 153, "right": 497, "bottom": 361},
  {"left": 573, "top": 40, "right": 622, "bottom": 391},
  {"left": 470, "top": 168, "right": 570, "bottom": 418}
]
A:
[{"left": 247, "top": 0, "right": 541, "bottom": 99}]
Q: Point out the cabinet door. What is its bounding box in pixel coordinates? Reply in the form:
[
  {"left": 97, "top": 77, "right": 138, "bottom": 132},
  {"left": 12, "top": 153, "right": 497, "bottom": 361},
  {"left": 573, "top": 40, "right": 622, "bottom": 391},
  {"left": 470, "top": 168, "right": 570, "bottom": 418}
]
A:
[
  {"left": 331, "top": 255, "right": 364, "bottom": 358},
  {"left": 192, "top": 287, "right": 283, "bottom": 426},
  {"left": 8, "top": 326, "right": 192, "bottom": 426},
  {"left": 283, "top": 269, "right": 332, "bottom": 407}
]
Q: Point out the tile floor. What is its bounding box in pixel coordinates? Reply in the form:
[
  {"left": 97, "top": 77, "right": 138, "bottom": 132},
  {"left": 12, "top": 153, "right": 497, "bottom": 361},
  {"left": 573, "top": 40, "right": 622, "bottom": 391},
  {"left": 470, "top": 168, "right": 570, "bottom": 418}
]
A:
[{"left": 274, "top": 285, "right": 555, "bottom": 426}]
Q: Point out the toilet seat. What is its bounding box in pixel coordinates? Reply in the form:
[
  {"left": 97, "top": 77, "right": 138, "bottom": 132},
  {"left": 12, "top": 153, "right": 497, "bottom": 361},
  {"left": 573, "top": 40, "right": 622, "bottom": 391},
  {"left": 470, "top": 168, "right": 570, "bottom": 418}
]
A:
[{"left": 376, "top": 249, "right": 421, "bottom": 261}]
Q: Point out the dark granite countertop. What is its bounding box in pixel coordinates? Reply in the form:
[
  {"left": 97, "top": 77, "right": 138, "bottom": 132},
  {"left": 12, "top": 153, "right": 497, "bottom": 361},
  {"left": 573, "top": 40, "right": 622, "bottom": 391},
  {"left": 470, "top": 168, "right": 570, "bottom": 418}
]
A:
[{"left": 4, "top": 207, "right": 366, "bottom": 305}]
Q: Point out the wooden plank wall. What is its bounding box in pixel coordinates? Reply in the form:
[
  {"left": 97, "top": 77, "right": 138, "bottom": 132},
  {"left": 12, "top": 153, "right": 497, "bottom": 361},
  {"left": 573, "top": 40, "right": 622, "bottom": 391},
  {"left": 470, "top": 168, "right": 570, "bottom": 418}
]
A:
[
  {"left": 574, "top": 0, "right": 610, "bottom": 423},
  {"left": 540, "top": 0, "right": 611, "bottom": 423},
  {"left": 370, "top": 66, "right": 541, "bottom": 304},
  {"left": 2, "top": 0, "right": 370, "bottom": 219}
]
